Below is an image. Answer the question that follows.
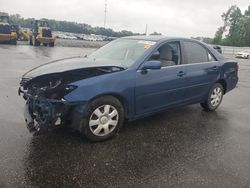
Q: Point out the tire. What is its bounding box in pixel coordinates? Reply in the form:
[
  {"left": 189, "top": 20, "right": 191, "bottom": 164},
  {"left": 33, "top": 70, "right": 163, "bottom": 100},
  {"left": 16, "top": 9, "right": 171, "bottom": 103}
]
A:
[
  {"left": 29, "top": 37, "right": 33, "bottom": 45},
  {"left": 200, "top": 83, "right": 224, "bottom": 111},
  {"left": 49, "top": 42, "right": 54, "bottom": 47},
  {"left": 10, "top": 39, "right": 17, "bottom": 45},
  {"left": 81, "top": 96, "right": 124, "bottom": 142}
]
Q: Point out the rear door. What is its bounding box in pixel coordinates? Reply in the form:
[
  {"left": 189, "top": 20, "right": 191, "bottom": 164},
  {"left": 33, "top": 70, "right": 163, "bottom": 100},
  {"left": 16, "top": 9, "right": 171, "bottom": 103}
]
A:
[{"left": 183, "top": 41, "right": 220, "bottom": 101}]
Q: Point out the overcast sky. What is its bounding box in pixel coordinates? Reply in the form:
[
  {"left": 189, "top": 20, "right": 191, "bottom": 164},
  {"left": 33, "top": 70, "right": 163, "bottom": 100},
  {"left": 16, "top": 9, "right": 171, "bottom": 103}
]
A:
[{"left": 0, "top": 0, "right": 249, "bottom": 37}]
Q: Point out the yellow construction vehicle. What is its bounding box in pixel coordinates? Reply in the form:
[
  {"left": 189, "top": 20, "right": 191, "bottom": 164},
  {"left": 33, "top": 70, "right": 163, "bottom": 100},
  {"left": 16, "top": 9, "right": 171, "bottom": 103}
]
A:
[
  {"left": 0, "top": 12, "right": 17, "bottom": 45},
  {"left": 19, "top": 28, "right": 30, "bottom": 41},
  {"left": 29, "top": 20, "right": 55, "bottom": 47}
]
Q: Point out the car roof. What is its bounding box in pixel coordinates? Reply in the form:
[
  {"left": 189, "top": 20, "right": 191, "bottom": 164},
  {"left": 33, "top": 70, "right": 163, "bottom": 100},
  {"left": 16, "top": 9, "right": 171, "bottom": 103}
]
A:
[
  {"left": 122, "top": 35, "right": 225, "bottom": 61},
  {"left": 122, "top": 35, "right": 194, "bottom": 42}
]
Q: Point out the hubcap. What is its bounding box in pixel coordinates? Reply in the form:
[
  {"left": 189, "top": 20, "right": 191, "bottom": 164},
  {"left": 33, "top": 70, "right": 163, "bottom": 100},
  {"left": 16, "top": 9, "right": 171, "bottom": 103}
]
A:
[
  {"left": 89, "top": 105, "right": 119, "bottom": 136},
  {"left": 210, "top": 87, "right": 222, "bottom": 107}
]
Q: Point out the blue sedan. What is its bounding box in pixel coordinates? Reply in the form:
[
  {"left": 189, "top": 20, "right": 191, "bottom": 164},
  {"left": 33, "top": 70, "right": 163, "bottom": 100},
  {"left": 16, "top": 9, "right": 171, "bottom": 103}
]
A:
[{"left": 19, "top": 36, "right": 239, "bottom": 141}]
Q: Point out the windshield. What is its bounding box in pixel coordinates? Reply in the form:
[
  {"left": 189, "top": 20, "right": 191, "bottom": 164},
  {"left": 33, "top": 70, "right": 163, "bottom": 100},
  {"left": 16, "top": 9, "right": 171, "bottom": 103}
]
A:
[{"left": 88, "top": 39, "right": 156, "bottom": 68}]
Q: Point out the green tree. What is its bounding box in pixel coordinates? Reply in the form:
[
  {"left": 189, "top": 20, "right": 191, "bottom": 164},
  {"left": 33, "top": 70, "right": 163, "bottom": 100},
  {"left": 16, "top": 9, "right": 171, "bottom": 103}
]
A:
[
  {"left": 213, "top": 26, "right": 224, "bottom": 44},
  {"left": 221, "top": 5, "right": 242, "bottom": 45},
  {"left": 245, "top": 6, "right": 250, "bottom": 16},
  {"left": 213, "top": 5, "right": 250, "bottom": 46},
  {"left": 7, "top": 13, "right": 140, "bottom": 37},
  {"left": 150, "top": 32, "right": 162, "bottom": 35}
]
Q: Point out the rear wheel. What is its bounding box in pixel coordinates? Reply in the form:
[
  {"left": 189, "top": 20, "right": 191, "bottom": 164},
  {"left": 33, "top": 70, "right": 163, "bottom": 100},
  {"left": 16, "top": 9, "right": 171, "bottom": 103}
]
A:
[
  {"left": 81, "top": 96, "right": 124, "bottom": 142},
  {"left": 200, "top": 83, "right": 224, "bottom": 111}
]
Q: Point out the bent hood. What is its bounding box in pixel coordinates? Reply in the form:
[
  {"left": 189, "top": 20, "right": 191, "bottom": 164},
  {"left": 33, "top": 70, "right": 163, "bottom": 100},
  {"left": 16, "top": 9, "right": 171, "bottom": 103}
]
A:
[{"left": 23, "top": 56, "right": 122, "bottom": 78}]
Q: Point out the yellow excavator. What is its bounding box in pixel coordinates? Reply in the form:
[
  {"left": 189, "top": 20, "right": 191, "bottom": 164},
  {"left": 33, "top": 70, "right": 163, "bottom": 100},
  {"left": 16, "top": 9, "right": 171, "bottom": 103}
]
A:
[
  {"left": 19, "top": 28, "right": 30, "bottom": 41},
  {"left": 29, "top": 20, "right": 55, "bottom": 47},
  {"left": 0, "top": 12, "right": 17, "bottom": 45}
]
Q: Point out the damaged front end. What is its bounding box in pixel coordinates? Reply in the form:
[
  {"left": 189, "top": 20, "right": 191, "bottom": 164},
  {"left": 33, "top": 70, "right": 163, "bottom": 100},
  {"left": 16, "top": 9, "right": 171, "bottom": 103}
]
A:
[
  {"left": 19, "top": 64, "right": 123, "bottom": 136},
  {"left": 19, "top": 75, "right": 77, "bottom": 135},
  {"left": 24, "top": 97, "right": 68, "bottom": 135}
]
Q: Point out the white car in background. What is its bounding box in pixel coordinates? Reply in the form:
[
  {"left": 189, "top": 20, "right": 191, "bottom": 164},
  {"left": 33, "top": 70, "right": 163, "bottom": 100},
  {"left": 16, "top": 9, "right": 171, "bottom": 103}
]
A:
[{"left": 235, "top": 50, "right": 250, "bottom": 59}]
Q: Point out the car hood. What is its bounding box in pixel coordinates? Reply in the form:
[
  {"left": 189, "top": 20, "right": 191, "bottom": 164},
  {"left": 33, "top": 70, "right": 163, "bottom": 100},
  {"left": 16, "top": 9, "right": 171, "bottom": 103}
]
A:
[
  {"left": 23, "top": 56, "right": 123, "bottom": 78},
  {"left": 20, "top": 56, "right": 125, "bottom": 89}
]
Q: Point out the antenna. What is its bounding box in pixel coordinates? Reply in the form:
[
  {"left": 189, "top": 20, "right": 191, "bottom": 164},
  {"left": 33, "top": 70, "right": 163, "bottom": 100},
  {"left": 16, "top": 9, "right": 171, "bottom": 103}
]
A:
[{"left": 104, "top": 0, "right": 107, "bottom": 28}]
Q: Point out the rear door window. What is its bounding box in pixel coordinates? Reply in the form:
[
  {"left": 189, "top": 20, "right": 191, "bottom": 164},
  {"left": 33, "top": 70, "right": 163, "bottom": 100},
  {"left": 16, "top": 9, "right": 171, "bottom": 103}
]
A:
[{"left": 183, "top": 41, "right": 212, "bottom": 64}]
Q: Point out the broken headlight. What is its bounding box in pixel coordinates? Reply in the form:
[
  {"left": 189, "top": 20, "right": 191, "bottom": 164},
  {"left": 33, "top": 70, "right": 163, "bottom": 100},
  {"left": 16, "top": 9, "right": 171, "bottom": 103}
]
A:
[{"left": 45, "top": 85, "right": 77, "bottom": 100}]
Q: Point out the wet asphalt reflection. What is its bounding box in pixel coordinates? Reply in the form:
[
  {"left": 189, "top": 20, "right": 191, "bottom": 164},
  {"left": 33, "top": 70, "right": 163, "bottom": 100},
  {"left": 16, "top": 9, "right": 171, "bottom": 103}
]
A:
[{"left": 0, "top": 44, "right": 250, "bottom": 187}]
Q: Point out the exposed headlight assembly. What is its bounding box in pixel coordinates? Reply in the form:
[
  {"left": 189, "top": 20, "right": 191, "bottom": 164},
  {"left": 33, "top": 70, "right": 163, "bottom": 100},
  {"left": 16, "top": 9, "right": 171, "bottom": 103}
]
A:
[{"left": 46, "top": 85, "right": 77, "bottom": 100}]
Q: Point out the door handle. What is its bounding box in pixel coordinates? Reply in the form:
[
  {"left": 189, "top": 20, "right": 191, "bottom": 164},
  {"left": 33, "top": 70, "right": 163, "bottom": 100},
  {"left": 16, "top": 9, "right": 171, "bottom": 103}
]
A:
[
  {"left": 177, "top": 71, "right": 186, "bottom": 77},
  {"left": 212, "top": 66, "right": 218, "bottom": 71}
]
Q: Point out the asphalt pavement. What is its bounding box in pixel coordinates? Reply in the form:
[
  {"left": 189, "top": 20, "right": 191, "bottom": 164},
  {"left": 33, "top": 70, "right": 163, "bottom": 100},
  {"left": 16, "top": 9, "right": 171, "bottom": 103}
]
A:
[{"left": 0, "top": 44, "right": 250, "bottom": 188}]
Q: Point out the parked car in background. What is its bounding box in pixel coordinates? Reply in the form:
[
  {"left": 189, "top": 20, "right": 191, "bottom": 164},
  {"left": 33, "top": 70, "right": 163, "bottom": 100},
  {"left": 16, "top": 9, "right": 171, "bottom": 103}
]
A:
[
  {"left": 19, "top": 36, "right": 239, "bottom": 142},
  {"left": 235, "top": 50, "right": 250, "bottom": 59},
  {"left": 211, "top": 45, "right": 222, "bottom": 54}
]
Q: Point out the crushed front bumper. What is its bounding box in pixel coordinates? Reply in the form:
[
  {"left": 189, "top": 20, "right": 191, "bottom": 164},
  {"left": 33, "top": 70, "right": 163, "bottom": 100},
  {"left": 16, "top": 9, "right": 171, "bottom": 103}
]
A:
[
  {"left": 24, "top": 99, "right": 88, "bottom": 135},
  {"left": 24, "top": 97, "right": 70, "bottom": 135},
  {"left": 19, "top": 86, "right": 88, "bottom": 135}
]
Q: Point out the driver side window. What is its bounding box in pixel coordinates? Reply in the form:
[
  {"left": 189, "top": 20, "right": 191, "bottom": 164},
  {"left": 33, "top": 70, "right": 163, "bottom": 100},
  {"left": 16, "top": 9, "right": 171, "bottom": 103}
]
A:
[{"left": 149, "top": 41, "right": 181, "bottom": 67}]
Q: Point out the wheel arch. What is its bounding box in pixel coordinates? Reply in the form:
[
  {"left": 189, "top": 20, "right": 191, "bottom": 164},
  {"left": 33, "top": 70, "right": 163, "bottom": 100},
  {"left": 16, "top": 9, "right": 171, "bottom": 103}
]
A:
[
  {"left": 88, "top": 93, "right": 129, "bottom": 119},
  {"left": 216, "top": 79, "right": 227, "bottom": 94}
]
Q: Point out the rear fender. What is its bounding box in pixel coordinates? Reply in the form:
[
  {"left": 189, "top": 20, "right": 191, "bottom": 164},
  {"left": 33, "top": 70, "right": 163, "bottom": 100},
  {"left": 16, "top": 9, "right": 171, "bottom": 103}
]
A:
[{"left": 220, "top": 61, "right": 238, "bottom": 93}]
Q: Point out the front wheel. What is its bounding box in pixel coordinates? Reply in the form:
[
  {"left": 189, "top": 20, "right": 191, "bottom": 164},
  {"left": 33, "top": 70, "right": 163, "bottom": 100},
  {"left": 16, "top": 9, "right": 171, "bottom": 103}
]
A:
[
  {"left": 200, "top": 83, "right": 224, "bottom": 111},
  {"left": 81, "top": 96, "right": 124, "bottom": 142}
]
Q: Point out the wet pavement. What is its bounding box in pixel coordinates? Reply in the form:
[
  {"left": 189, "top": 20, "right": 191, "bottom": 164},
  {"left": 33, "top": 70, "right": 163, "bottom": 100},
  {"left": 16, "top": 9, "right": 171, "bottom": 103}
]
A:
[{"left": 0, "top": 45, "right": 250, "bottom": 187}]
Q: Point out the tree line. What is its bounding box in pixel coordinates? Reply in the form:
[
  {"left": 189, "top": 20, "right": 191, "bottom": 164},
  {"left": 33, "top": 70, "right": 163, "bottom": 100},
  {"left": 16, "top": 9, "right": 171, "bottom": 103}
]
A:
[
  {"left": 8, "top": 14, "right": 140, "bottom": 37},
  {"left": 7, "top": 6, "right": 250, "bottom": 47},
  {"left": 214, "top": 5, "right": 250, "bottom": 47}
]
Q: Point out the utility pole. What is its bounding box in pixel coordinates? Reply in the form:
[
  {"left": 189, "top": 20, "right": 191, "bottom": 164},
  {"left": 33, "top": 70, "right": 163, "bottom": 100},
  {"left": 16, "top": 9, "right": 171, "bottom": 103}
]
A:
[
  {"left": 104, "top": 0, "right": 107, "bottom": 28},
  {"left": 145, "top": 24, "right": 148, "bottom": 35}
]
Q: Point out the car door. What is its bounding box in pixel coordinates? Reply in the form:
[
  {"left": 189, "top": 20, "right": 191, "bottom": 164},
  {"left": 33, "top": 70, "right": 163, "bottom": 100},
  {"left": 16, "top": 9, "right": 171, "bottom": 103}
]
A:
[
  {"left": 135, "top": 41, "right": 188, "bottom": 115},
  {"left": 183, "top": 41, "right": 220, "bottom": 101}
]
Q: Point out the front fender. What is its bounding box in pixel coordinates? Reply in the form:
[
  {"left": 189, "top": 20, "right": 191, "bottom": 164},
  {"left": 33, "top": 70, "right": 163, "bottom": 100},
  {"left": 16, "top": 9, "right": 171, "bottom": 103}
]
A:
[{"left": 64, "top": 69, "right": 136, "bottom": 118}]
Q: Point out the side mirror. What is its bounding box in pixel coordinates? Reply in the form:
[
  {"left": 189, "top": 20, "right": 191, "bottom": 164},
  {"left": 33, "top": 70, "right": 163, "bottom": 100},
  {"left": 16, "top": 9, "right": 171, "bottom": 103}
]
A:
[{"left": 141, "top": 60, "right": 161, "bottom": 70}]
